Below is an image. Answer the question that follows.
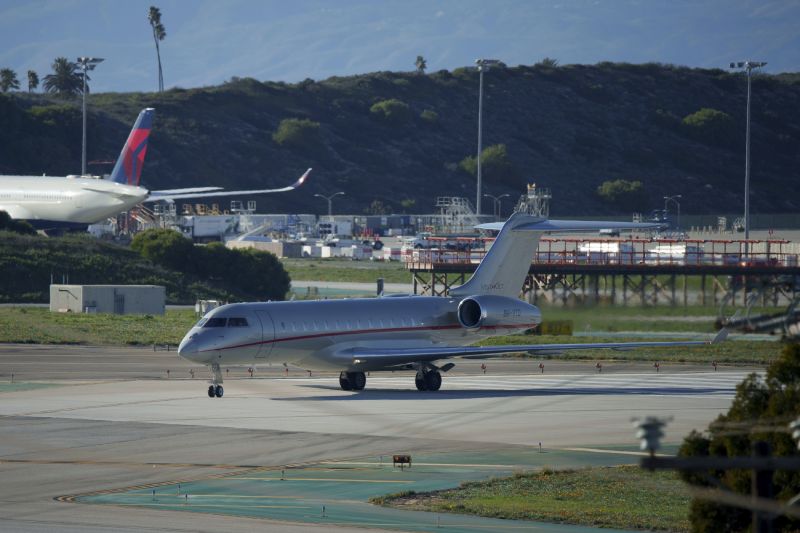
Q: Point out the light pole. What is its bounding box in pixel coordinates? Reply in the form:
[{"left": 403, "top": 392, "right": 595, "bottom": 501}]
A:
[
  {"left": 77, "top": 57, "right": 104, "bottom": 176},
  {"left": 483, "top": 193, "right": 510, "bottom": 218},
  {"left": 475, "top": 58, "right": 501, "bottom": 216},
  {"left": 729, "top": 60, "right": 767, "bottom": 244},
  {"left": 314, "top": 192, "right": 345, "bottom": 218},
  {"left": 663, "top": 195, "right": 682, "bottom": 231}
]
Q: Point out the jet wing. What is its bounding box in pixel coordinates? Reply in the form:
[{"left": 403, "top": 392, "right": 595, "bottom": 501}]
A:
[
  {"left": 348, "top": 329, "right": 728, "bottom": 368},
  {"left": 476, "top": 219, "right": 663, "bottom": 232},
  {"left": 146, "top": 168, "right": 311, "bottom": 202}
]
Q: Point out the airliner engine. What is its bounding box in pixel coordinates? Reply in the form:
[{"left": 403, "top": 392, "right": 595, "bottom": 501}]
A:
[{"left": 456, "top": 295, "right": 541, "bottom": 331}]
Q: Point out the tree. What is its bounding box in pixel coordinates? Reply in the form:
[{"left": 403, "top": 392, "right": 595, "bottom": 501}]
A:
[
  {"left": 0, "top": 211, "right": 36, "bottom": 235},
  {"left": 148, "top": 6, "right": 167, "bottom": 92},
  {"left": 678, "top": 343, "right": 800, "bottom": 532},
  {"left": 130, "top": 228, "right": 194, "bottom": 272},
  {"left": 27, "top": 70, "right": 39, "bottom": 92},
  {"left": 367, "top": 200, "right": 390, "bottom": 215},
  {"left": 415, "top": 55, "right": 427, "bottom": 75},
  {"left": 596, "top": 179, "right": 647, "bottom": 211},
  {"left": 0, "top": 68, "right": 20, "bottom": 92},
  {"left": 535, "top": 57, "right": 559, "bottom": 68},
  {"left": 459, "top": 144, "right": 519, "bottom": 185},
  {"left": 42, "top": 57, "right": 83, "bottom": 97}
]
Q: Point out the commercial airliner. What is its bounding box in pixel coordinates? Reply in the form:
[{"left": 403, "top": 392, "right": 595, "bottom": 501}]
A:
[
  {"left": 0, "top": 108, "right": 311, "bottom": 230},
  {"left": 178, "top": 213, "right": 726, "bottom": 397}
]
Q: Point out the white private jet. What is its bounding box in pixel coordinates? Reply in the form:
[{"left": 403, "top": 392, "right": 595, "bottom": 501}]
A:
[
  {"left": 0, "top": 108, "right": 311, "bottom": 230},
  {"left": 178, "top": 213, "right": 727, "bottom": 397}
]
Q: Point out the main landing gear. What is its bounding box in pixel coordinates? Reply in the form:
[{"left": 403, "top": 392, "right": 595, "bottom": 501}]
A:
[
  {"left": 207, "top": 362, "right": 224, "bottom": 398},
  {"left": 339, "top": 371, "right": 366, "bottom": 391},
  {"left": 415, "top": 370, "right": 442, "bottom": 391}
]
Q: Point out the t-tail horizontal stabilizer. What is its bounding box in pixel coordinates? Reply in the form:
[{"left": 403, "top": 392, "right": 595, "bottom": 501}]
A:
[{"left": 450, "top": 214, "right": 663, "bottom": 299}]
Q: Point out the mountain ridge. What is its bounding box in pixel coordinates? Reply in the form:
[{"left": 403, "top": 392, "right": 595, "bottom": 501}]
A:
[{"left": 1, "top": 62, "right": 798, "bottom": 217}]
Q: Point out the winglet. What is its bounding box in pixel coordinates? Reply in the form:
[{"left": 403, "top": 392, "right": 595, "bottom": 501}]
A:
[
  {"left": 290, "top": 168, "right": 312, "bottom": 189},
  {"left": 711, "top": 328, "right": 729, "bottom": 344}
]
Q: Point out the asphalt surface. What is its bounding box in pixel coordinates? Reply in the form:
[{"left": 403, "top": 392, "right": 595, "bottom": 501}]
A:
[{"left": 0, "top": 344, "right": 755, "bottom": 532}]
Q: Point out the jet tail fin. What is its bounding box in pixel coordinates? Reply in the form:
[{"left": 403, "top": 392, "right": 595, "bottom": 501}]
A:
[
  {"left": 449, "top": 215, "right": 662, "bottom": 299},
  {"left": 108, "top": 108, "right": 155, "bottom": 186}
]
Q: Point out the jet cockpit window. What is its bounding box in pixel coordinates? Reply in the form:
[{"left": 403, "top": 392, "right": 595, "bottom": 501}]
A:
[
  {"left": 204, "top": 317, "right": 227, "bottom": 327},
  {"left": 228, "top": 317, "right": 248, "bottom": 327},
  {"left": 195, "top": 318, "right": 208, "bottom": 328}
]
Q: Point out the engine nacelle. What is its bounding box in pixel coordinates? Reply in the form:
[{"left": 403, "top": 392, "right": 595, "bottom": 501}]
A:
[{"left": 457, "top": 295, "right": 541, "bottom": 331}]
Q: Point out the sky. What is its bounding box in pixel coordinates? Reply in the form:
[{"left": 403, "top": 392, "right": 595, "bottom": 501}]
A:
[{"left": 0, "top": 0, "right": 798, "bottom": 93}]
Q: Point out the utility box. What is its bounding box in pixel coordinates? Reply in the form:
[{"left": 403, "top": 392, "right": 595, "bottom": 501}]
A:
[{"left": 49, "top": 285, "right": 166, "bottom": 315}]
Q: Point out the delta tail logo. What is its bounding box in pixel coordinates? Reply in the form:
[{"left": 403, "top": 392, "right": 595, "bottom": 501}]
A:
[{"left": 109, "top": 108, "right": 154, "bottom": 186}]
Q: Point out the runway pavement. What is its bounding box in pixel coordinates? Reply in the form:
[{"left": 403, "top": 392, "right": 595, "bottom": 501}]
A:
[{"left": 0, "top": 344, "right": 757, "bottom": 532}]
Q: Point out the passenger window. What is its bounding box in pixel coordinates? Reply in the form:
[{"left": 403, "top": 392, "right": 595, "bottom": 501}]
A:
[
  {"left": 228, "top": 317, "right": 248, "bottom": 327},
  {"left": 204, "top": 317, "right": 227, "bottom": 327}
]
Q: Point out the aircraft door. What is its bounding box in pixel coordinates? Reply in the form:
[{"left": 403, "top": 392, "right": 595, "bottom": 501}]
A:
[{"left": 255, "top": 311, "right": 275, "bottom": 359}]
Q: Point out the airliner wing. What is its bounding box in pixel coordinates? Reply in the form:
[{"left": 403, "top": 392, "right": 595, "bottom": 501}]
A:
[
  {"left": 349, "top": 329, "right": 728, "bottom": 368},
  {"left": 477, "top": 219, "right": 663, "bottom": 232},
  {"left": 146, "top": 168, "right": 311, "bottom": 202}
]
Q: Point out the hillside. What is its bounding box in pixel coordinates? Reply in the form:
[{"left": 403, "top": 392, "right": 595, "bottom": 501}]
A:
[{"left": 1, "top": 62, "right": 799, "bottom": 216}]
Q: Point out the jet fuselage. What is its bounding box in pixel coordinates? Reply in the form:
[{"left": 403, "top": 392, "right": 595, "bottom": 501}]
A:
[{"left": 178, "top": 296, "right": 541, "bottom": 372}]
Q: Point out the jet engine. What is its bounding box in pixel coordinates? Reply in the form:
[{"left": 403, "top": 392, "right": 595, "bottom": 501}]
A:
[{"left": 457, "top": 295, "right": 541, "bottom": 331}]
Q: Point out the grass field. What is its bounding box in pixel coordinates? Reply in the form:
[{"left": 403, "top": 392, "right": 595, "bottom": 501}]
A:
[
  {"left": 0, "top": 305, "right": 784, "bottom": 365},
  {"left": 373, "top": 465, "right": 690, "bottom": 532},
  {"left": 0, "top": 307, "right": 197, "bottom": 345},
  {"left": 281, "top": 258, "right": 410, "bottom": 284}
]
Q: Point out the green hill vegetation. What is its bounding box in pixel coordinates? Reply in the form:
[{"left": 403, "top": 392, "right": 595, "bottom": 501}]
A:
[
  {"left": 1, "top": 62, "right": 799, "bottom": 215},
  {"left": 0, "top": 230, "right": 289, "bottom": 303}
]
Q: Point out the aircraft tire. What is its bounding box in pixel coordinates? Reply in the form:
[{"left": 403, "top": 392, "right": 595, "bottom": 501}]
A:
[
  {"left": 214, "top": 385, "right": 224, "bottom": 398},
  {"left": 349, "top": 372, "right": 366, "bottom": 391},
  {"left": 415, "top": 372, "right": 427, "bottom": 391},
  {"left": 207, "top": 385, "right": 215, "bottom": 398},
  {"left": 339, "top": 372, "right": 353, "bottom": 391},
  {"left": 424, "top": 371, "right": 442, "bottom": 391}
]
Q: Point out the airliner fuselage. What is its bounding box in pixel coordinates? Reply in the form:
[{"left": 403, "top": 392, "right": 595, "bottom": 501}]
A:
[{"left": 0, "top": 175, "right": 148, "bottom": 227}]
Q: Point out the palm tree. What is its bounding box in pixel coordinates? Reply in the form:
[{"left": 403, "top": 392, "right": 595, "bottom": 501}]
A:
[
  {"left": 415, "top": 55, "right": 427, "bottom": 75},
  {"left": 42, "top": 57, "right": 83, "bottom": 97},
  {"left": 0, "top": 68, "right": 20, "bottom": 92},
  {"left": 148, "top": 6, "right": 167, "bottom": 92},
  {"left": 27, "top": 70, "right": 39, "bottom": 92}
]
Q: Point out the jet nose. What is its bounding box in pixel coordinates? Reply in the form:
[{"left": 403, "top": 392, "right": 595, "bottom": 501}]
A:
[{"left": 178, "top": 335, "right": 199, "bottom": 360}]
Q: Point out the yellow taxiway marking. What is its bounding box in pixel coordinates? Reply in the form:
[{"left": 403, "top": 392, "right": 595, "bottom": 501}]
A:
[{"left": 235, "top": 477, "right": 414, "bottom": 483}]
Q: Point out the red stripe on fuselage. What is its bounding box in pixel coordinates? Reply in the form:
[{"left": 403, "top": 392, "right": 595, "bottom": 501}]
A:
[{"left": 198, "top": 323, "right": 538, "bottom": 354}]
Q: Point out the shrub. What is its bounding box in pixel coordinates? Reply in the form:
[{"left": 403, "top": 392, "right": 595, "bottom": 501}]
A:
[
  {"left": 596, "top": 179, "right": 647, "bottom": 211},
  {"left": 369, "top": 99, "right": 412, "bottom": 124},
  {"left": 0, "top": 211, "right": 36, "bottom": 235},
  {"left": 420, "top": 109, "right": 438, "bottom": 123},
  {"left": 682, "top": 108, "right": 734, "bottom": 146},
  {"left": 272, "top": 118, "right": 322, "bottom": 150}
]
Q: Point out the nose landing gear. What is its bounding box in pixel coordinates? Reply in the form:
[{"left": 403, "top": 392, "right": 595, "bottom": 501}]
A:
[{"left": 207, "top": 363, "right": 224, "bottom": 398}]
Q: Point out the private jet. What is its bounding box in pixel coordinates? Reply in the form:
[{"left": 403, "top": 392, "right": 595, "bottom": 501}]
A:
[
  {"left": 178, "top": 213, "right": 726, "bottom": 397},
  {"left": 0, "top": 108, "right": 311, "bottom": 230}
]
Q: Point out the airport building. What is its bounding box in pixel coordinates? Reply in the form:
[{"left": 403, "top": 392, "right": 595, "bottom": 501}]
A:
[{"left": 49, "top": 284, "right": 166, "bottom": 315}]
